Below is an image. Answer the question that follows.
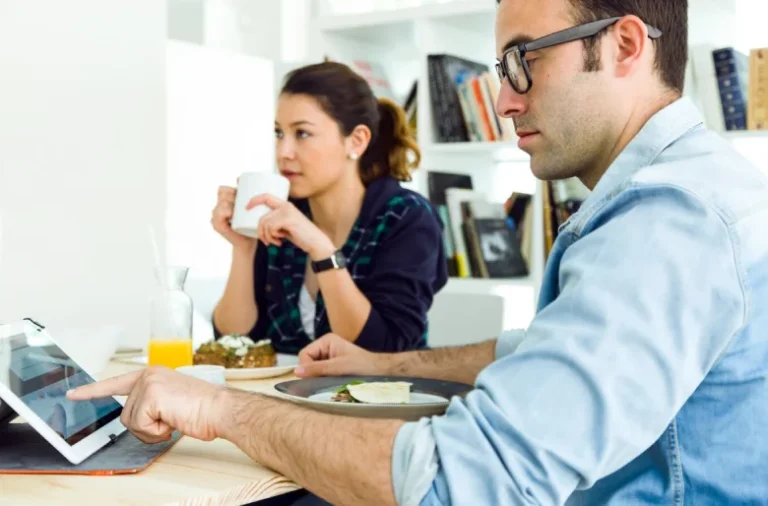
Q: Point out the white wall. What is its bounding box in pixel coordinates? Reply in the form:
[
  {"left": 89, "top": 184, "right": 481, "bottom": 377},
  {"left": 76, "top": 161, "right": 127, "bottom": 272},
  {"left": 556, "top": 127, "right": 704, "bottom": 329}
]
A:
[
  {"left": 167, "top": 0, "right": 285, "bottom": 61},
  {"left": 0, "top": 0, "right": 167, "bottom": 349},
  {"left": 168, "top": 0, "right": 205, "bottom": 44},
  {"left": 166, "top": 40, "right": 275, "bottom": 281}
]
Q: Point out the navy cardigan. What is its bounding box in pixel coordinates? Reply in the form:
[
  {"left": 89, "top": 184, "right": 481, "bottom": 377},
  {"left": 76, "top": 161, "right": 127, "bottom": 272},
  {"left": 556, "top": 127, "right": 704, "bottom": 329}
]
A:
[{"left": 213, "top": 176, "right": 448, "bottom": 354}]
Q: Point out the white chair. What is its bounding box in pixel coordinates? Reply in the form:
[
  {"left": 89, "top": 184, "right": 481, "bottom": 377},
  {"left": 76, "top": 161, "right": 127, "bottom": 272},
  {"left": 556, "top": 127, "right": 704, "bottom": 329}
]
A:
[{"left": 426, "top": 291, "right": 505, "bottom": 348}]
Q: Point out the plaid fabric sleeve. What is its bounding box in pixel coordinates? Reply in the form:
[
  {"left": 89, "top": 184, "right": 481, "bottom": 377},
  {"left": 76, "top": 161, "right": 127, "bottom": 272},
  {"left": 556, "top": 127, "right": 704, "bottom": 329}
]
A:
[{"left": 354, "top": 200, "right": 448, "bottom": 352}]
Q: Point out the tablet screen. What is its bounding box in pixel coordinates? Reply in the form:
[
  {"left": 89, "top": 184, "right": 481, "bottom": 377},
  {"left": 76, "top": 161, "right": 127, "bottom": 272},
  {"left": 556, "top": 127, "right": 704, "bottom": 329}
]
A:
[{"left": 0, "top": 329, "right": 122, "bottom": 445}]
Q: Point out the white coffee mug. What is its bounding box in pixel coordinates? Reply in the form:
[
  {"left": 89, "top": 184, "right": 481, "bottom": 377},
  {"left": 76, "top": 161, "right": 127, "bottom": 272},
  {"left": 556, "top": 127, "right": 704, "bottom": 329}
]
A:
[
  {"left": 231, "top": 172, "right": 291, "bottom": 238},
  {"left": 176, "top": 365, "right": 226, "bottom": 386}
]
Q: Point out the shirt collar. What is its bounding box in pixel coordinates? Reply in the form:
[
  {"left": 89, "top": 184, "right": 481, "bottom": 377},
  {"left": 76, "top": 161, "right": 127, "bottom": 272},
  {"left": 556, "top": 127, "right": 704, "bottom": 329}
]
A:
[{"left": 582, "top": 97, "right": 704, "bottom": 209}]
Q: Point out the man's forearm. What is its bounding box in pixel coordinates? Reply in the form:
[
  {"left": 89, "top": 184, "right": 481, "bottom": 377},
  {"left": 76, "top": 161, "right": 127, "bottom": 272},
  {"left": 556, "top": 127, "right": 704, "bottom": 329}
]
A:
[
  {"left": 385, "top": 339, "right": 497, "bottom": 385},
  {"left": 218, "top": 389, "right": 403, "bottom": 506}
]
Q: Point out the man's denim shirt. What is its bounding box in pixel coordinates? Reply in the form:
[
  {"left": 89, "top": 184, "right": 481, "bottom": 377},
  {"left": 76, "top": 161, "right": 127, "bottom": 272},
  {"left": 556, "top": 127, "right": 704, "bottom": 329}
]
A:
[{"left": 393, "top": 98, "right": 768, "bottom": 505}]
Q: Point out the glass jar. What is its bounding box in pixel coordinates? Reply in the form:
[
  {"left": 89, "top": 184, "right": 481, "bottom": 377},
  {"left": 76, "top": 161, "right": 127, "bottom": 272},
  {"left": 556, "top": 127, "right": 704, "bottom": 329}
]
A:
[{"left": 148, "top": 266, "right": 193, "bottom": 369}]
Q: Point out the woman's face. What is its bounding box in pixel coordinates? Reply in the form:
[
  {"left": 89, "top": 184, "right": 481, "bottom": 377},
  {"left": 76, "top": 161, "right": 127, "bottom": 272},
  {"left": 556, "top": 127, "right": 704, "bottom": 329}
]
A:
[{"left": 274, "top": 93, "right": 353, "bottom": 199}]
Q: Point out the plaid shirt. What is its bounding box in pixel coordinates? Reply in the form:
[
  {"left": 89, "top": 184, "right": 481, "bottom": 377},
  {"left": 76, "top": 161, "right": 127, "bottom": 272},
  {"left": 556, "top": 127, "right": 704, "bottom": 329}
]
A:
[{"left": 214, "top": 176, "right": 448, "bottom": 354}]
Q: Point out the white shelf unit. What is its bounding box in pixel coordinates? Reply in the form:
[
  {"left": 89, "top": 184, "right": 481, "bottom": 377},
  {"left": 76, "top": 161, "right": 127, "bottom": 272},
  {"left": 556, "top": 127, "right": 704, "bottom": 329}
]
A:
[
  {"left": 316, "top": 0, "right": 495, "bottom": 30},
  {"left": 723, "top": 130, "right": 768, "bottom": 140},
  {"left": 308, "top": 0, "right": 544, "bottom": 324},
  {"left": 302, "top": 0, "right": 768, "bottom": 331}
]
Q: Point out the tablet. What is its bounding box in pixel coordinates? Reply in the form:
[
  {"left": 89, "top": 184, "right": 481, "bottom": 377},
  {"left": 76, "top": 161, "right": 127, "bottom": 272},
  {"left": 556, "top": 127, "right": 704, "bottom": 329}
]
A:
[{"left": 0, "top": 320, "right": 126, "bottom": 465}]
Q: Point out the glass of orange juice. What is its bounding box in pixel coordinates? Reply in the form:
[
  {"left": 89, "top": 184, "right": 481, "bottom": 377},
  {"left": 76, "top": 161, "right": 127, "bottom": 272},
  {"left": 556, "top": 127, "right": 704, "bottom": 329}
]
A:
[{"left": 148, "top": 266, "right": 193, "bottom": 369}]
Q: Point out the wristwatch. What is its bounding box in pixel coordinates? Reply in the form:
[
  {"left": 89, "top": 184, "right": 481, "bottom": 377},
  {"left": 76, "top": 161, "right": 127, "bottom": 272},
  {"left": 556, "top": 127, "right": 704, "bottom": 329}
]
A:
[{"left": 311, "top": 250, "right": 347, "bottom": 273}]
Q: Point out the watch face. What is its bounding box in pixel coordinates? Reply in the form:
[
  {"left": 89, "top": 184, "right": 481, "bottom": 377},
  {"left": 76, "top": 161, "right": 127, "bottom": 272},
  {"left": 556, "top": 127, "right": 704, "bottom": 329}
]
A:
[
  {"left": 333, "top": 251, "right": 347, "bottom": 269},
  {"left": 313, "top": 251, "right": 346, "bottom": 273}
]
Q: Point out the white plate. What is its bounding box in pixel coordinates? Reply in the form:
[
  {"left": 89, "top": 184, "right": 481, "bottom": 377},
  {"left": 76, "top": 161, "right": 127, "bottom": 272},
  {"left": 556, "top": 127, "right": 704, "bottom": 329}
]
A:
[
  {"left": 274, "top": 376, "right": 472, "bottom": 420},
  {"left": 223, "top": 354, "right": 298, "bottom": 380},
  {"left": 131, "top": 354, "right": 299, "bottom": 380},
  {"left": 307, "top": 391, "right": 448, "bottom": 405}
]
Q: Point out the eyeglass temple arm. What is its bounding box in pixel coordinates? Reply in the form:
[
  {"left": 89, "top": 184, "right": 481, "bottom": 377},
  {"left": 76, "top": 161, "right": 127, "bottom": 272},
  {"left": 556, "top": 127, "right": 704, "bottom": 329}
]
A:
[{"left": 524, "top": 16, "right": 662, "bottom": 53}]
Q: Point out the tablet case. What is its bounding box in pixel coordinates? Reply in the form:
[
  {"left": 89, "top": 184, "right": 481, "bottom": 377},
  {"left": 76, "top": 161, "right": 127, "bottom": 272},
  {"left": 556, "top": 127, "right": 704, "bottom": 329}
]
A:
[{"left": 0, "top": 422, "right": 181, "bottom": 475}]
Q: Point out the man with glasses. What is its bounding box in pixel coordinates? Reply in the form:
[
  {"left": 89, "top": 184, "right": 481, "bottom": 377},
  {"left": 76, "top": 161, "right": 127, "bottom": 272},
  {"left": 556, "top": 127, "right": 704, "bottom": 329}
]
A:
[{"left": 69, "top": 0, "right": 768, "bottom": 504}]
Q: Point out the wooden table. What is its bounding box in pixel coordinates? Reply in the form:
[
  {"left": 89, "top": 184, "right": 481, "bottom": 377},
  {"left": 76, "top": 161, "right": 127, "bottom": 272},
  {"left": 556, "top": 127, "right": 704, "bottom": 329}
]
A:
[{"left": 0, "top": 360, "right": 300, "bottom": 506}]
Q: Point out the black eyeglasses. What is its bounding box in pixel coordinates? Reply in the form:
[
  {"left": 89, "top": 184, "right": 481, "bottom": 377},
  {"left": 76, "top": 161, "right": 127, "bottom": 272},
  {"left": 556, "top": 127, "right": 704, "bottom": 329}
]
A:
[{"left": 496, "top": 17, "right": 663, "bottom": 94}]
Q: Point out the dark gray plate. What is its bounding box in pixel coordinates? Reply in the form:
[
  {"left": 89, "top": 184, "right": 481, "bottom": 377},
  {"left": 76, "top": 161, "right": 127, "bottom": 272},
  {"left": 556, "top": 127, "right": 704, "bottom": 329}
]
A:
[{"left": 274, "top": 376, "right": 473, "bottom": 420}]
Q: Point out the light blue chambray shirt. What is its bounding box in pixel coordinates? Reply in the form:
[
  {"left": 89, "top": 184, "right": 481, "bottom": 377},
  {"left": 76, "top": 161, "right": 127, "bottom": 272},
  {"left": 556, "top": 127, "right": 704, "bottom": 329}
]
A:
[{"left": 392, "top": 98, "right": 768, "bottom": 505}]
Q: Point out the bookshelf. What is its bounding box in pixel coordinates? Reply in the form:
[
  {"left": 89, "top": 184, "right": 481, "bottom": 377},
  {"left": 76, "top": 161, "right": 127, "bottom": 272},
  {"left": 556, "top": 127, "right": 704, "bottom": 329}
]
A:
[
  {"left": 423, "top": 141, "right": 529, "bottom": 161},
  {"left": 307, "top": 0, "right": 544, "bottom": 319},
  {"left": 723, "top": 130, "right": 768, "bottom": 140},
  {"left": 298, "top": 0, "right": 767, "bottom": 331}
]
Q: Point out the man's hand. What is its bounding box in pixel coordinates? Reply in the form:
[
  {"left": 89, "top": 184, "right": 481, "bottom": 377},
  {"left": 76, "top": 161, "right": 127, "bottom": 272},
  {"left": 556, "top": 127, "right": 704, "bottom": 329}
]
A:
[
  {"left": 66, "top": 367, "right": 225, "bottom": 443},
  {"left": 296, "top": 334, "right": 389, "bottom": 378},
  {"left": 299, "top": 334, "right": 498, "bottom": 385}
]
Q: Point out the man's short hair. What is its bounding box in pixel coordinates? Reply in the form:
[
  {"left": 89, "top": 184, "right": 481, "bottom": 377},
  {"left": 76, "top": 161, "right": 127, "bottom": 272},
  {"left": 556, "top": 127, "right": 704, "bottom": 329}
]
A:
[{"left": 496, "top": 0, "right": 688, "bottom": 93}]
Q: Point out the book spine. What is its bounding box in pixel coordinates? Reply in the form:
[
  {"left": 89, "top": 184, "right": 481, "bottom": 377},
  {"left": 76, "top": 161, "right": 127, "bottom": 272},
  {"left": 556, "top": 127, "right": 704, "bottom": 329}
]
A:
[
  {"left": 456, "top": 81, "right": 483, "bottom": 142},
  {"left": 749, "top": 48, "right": 768, "bottom": 130},
  {"left": 485, "top": 72, "right": 516, "bottom": 140},
  {"left": 427, "top": 56, "right": 453, "bottom": 142},
  {"left": 469, "top": 77, "right": 496, "bottom": 141},
  {"left": 712, "top": 48, "right": 749, "bottom": 131},
  {"left": 479, "top": 73, "right": 504, "bottom": 141},
  {"left": 440, "top": 61, "right": 470, "bottom": 142}
]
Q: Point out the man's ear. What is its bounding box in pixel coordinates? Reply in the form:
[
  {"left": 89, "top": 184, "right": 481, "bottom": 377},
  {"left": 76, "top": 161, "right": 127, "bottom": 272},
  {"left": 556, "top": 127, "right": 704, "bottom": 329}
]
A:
[
  {"left": 345, "top": 124, "right": 372, "bottom": 159},
  {"left": 612, "top": 15, "right": 650, "bottom": 79}
]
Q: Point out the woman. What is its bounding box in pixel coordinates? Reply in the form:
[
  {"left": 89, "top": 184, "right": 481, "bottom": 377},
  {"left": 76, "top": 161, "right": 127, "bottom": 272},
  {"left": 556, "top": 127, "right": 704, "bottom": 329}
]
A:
[{"left": 211, "top": 62, "right": 447, "bottom": 354}]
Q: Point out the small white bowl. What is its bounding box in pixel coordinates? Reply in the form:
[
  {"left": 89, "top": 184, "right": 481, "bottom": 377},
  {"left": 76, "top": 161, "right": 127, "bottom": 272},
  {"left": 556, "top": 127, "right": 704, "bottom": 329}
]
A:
[{"left": 176, "top": 365, "right": 226, "bottom": 386}]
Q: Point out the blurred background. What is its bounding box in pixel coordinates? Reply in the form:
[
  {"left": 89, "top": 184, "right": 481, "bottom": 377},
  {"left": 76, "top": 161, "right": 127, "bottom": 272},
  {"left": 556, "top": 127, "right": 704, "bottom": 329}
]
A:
[{"left": 0, "top": 0, "right": 766, "bottom": 351}]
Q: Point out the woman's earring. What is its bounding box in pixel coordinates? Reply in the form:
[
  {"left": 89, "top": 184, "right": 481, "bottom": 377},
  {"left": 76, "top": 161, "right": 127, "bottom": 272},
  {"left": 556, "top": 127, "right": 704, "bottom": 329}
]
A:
[{"left": 348, "top": 152, "right": 359, "bottom": 161}]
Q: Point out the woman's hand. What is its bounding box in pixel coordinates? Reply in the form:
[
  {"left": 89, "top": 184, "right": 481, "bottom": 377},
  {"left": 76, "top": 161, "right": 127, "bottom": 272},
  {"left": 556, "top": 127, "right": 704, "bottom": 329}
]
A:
[
  {"left": 211, "top": 186, "right": 258, "bottom": 253},
  {"left": 249, "top": 194, "right": 335, "bottom": 261}
]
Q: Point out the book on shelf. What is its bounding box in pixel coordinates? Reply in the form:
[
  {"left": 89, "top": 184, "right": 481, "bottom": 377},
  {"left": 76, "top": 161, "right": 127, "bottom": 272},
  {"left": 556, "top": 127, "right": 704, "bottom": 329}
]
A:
[
  {"left": 689, "top": 45, "right": 727, "bottom": 131},
  {"left": 403, "top": 80, "right": 418, "bottom": 139},
  {"left": 325, "top": 55, "right": 397, "bottom": 102},
  {"left": 504, "top": 192, "right": 533, "bottom": 266},
  {"left": 713, "top": 47, "right": 749, "bottom": 131},
  {"left": 542, "top": 181, "right": 555, "bottom": 259},
  {"left": 543, "top": 178, "right": 588, "bottom": 261},
  {"left": 427, "top": 171, "right": 474, "bottom": 277},
  {"left": 519, "top": 198, "right": 534, "bottom": 268},
  {"left": 461, "top": 201, "right": 528, "bottom": 279},
  {"left": 461, "top": 201, "right": 487, "bottom": 278},
  {"left": 444, "top": 187, "right": 529, "bottom": 280},
  {"left": 688, "top": 45, "right": 768, "bottom": 132},
  {"left": 427, "top": 54, "right": 515, "bottom": 144},
  {"left": 445, "top": 187, "right": 486, "bottom": 277},
  {"left": 473, "top": 218, "right": 528, "bottom": 278},
  {"left": 749, "top": 48, "right": 768, "bottom": 130}
]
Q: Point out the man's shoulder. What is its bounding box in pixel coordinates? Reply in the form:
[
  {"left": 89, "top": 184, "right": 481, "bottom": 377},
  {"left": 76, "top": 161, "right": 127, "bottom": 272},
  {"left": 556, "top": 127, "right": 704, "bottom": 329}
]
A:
[{"left": 621, "top": 129, "right": 768, "bottom": 226}]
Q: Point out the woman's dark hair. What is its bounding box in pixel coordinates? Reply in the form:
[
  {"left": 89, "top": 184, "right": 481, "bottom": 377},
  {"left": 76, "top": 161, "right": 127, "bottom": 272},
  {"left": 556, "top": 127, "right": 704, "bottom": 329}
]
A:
[{"left": 280, "top": 61, "right": 420, "bottom": 184}]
